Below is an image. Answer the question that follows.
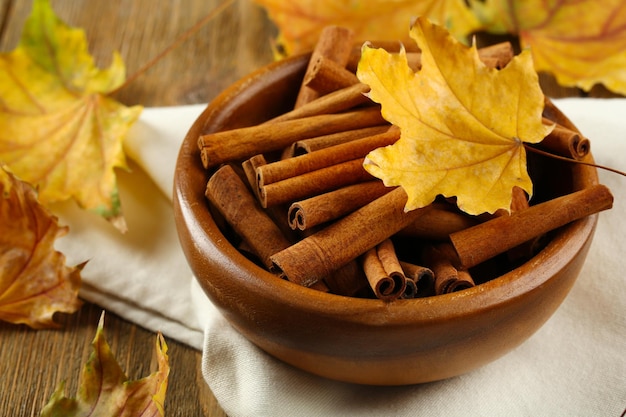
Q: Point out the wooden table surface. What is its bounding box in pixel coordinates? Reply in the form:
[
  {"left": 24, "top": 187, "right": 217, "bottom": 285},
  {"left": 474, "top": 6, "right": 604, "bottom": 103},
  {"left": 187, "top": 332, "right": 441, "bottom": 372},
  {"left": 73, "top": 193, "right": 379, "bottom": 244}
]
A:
[{"left": 0, "top": 1, "right": 621, "bottom": 416}]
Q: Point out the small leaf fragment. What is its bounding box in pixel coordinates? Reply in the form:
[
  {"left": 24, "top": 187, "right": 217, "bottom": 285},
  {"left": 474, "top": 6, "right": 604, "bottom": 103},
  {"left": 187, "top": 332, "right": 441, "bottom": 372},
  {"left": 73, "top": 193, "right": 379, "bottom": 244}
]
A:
[
  {"left": 0, "top": 166, "right": 82, "bottom": 328},
  {"left": 41, "top": 312, "right": 170, "bottom": 417},
  {"left": 357, "top": 17, "right": 552, "bottom": 215}
]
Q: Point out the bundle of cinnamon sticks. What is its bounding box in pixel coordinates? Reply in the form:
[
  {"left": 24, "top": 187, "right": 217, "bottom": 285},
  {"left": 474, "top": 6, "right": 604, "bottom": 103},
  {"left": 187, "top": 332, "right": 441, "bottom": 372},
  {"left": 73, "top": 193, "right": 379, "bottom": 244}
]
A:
[{"left": 199, "top": 26, "right": 613, "bottom": 301}]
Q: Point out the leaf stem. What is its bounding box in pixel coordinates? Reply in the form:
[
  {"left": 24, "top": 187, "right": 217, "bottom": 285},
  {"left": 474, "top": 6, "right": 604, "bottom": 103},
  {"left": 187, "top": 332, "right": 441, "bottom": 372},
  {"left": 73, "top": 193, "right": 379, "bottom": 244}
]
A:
[
  {"left": 524, "top": 144, "right": 626, "bottom": 177},
  {"left": 110, "top": 0, "right": 235, "bottom": 96}
]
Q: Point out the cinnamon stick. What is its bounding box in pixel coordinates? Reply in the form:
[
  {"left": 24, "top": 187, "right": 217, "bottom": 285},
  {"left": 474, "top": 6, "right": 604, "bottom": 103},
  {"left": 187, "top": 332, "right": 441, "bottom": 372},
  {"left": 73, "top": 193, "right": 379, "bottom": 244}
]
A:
[
  {"left": 538, "top": 118, "right": 590, "bottom": 160},
  {"left": 492, "top": 186, "right": 546, "bottom": 263},
  {"left": 242, "top": 154, "right": 297, "bottom": 241},
  {"left": 362, "top": 239, "right": 406, "bottom": 301},
  {"left": 259, "top": 158, "right": 374, "bottom": 208},
  {"left": 422, "top": 243, "right": 475, "bottom": 295},
  {"left": 268, "top": 82, "right": 371, "bottom": 124},
  {"left": 450, "top": 184, "right": 614, "bottom": 269},
  {"left": 257, "top": 127, "right": 400, "bottom": 187},
  {"left": 241, "top": 154, "right": 267, "bottom": 200},
  {"left": 198, "top": 107, "right": 386, "bottom": 169},
  {"left": 288, "top": 181, "right": 392, "bottom": 230},
  {"left": 401, "top": 278, "right": 418, "bottom": 299},
  {"left": 204, "top": 164, "right": 292, "bottom": 270},
  {"left": 270, "top": 187, "right": 433, "bottom": 287},
  {"left": 400, "top": 261, "right": 435, "bottom": 295},
  {"left": 293, "top": 125, "right": 392, "bottom": 154},
  {"left": 303, "top": 55, "right": 361, "bottom": 94},
  {"left": 295, "top": 26, "right": 355, "bottom": 108}
]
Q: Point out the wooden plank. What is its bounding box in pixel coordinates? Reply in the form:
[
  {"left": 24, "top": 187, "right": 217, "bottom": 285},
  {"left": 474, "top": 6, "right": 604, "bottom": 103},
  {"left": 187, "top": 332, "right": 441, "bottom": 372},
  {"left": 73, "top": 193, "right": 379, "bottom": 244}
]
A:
[{"left": 0, "top": 303, "right": 226, "bottom": 416}]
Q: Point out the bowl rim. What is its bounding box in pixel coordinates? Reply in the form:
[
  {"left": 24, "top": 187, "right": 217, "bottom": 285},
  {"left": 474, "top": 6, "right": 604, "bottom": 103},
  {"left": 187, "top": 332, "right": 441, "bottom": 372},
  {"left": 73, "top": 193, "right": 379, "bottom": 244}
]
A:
[{"left": 174, "top": 54, "right": 599, "bottom": 327}]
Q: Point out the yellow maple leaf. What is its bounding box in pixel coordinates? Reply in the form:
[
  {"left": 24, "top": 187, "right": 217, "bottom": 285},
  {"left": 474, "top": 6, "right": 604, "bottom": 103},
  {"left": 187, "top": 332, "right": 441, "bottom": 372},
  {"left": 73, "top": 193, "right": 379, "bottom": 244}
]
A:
[
  {"left": 357, "top": 17, "right": 553, "bottom": 215},
  {"left": 0, "top": 166, "right": 82, "bottom": 328},
  {"left": 470, "top": 0, "right": 626, "bottom": 95},
  {"left": 0, "top": 0, "right": 142, "bottom": 230},
  {"left": 253, "top": 0, "right": 481, "bottom": 57},
  {"left": 41, "top": 312, "right": 169, "bottom": 416}
]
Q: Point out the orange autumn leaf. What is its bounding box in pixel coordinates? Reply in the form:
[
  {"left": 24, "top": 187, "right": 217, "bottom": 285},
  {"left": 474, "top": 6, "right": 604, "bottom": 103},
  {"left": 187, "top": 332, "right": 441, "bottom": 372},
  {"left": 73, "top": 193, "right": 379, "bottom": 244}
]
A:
[
  {"left": 357, "top": 17, "right": 553, "bottom": 215},
  {"left": 0, "top": 166, "right": 82, "bottom": 328},
  {"left": 470, "top": 0, "right": 626, "bottom": 95},
  {"left": 253, "top": 0, "right": 480, "bottom": 57},
  {"left": 0, "top": 0, "right": 142, "bottom": 231},
  {"left": 41, "top": 312, "right": 170, "bottom": 416}
]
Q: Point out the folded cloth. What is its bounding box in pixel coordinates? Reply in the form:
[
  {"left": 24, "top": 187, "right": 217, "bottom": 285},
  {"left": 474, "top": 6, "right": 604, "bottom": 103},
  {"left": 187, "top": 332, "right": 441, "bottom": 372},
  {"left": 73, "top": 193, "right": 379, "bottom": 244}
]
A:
[
  {"left": 51, "top": 99, "right": 626, "bottom": 416},
  {"left": 52, "top": 104, "right": 207, "bottom": 349}
]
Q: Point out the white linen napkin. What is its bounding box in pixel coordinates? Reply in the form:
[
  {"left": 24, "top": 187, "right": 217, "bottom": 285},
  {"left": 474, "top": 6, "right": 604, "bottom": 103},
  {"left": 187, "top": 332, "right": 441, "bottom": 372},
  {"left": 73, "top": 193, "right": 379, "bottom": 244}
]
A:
[
  {"left": 52, "top": 104, "right": 207, "bottom": 349},
  {"left": 51, "top": 99, "right": 625, "bottom": 416}
]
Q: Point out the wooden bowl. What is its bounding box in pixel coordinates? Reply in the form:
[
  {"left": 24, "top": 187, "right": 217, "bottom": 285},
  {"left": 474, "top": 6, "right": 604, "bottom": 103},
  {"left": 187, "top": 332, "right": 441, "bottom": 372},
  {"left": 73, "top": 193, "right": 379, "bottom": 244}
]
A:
[{"left": 173, "top": 54, "right": 599, "bottom": 385}]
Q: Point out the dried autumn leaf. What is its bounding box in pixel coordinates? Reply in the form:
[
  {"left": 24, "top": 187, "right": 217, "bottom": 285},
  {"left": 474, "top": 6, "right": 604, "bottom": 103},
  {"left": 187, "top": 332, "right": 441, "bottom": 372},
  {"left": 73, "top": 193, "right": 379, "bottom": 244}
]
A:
[
  {"left": 357, "top": 17, "right": 553, "bottom": 215},
  {"left": 470, "top": 0, "right": 626, "bottom": 95},
  {"left": 0, "top": 0, "right": 142, "bottom": 231},
  {"left": 41, "top": 312, "right": 170, "bottom": 416},
  {"left": 0, "top": 166, "right": 82, "bottom": 328},
  {"left": 253, "top": 0, "right": 480, "bottom": 57}
]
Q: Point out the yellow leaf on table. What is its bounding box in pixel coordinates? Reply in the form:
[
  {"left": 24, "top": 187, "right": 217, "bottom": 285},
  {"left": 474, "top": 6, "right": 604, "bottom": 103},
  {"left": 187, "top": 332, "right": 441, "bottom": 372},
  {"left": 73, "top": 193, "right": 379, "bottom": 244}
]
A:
[
  {"left": 253, "top": 0, "right": 481, "bottom": 57},
  {"left": 41, "top": 312, "right": 170, "bottom": 416},
  {"left": 470, "top": 0, "right": 626, "bottom": 95},
  {"left": 357, "top": 17, "right": 553, "bottom": 215},
  {"left": 0, "top": 0, "right": 142, "bottom": 230},
  {"left": 0, "top": 166, "right": 82, "bottom": 328}
]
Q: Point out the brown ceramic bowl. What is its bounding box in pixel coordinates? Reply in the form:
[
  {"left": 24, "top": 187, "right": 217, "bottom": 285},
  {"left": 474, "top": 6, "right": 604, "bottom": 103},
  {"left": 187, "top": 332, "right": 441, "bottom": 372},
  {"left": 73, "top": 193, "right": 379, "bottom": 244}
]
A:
[{"left": 173, "top": 54, "right": 599, "bottom": 385}]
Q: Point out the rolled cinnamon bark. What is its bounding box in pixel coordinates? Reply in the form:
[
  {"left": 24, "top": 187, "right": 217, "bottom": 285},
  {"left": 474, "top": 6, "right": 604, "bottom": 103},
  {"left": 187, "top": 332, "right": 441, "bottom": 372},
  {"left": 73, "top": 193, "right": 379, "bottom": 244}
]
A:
[
  {"left": 401, "top": 278, "right": 418, "bottom": 299},
  {"left": 288, "top": 181, "right": 392, "bottom": 230},
  {"left": 205, "top": 165, "right": 292, "bottom": 270},
  {"left": 241, "top": 154, "right": 267, "bottom": 200},
  {"left": 492, "top": 186, "right": 544, "bottom": 263},
  {"left": 422, "top": 243, "right": 475, "bottom": 295},
  {"left": 537, "top": 118, "right": 590, "bottom": 160},
  {"left": 259, "top": 158, "right": 374, "bottom": 208},
  {"left": 257, "top": 127, "right": 400, "bottom": 186},
  {"left": 362, "top": 239, "right": 406, "bottom": 301},
  {"left": 446, "top": 270, "right": 476, "bottom": 293},
  {"left": 295, "top": 25, "right": 355, "bottom": 107},
  {"left": 293, "top": 125, "right": 392, "bottom": 154},
  {"left": 270, "top": 187, "right": 432, "bottom": 287},
  {"left": 450, "top": 184, "right": 614, "bottom": 268},
  {"left": 198, "top": 107, "right": 386, "bottom": 168},
  {"left": 399, "top": 261, "right": 434, "bottom": 289},
  {"left": 268, "top": 82, "right": 371, "bottom": 124},
  {"left": 303, "top": 56, "right": 361, "bottom": 94},
  {"left": 378, "top": 239, "right": 405, "bottom": 279}
]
